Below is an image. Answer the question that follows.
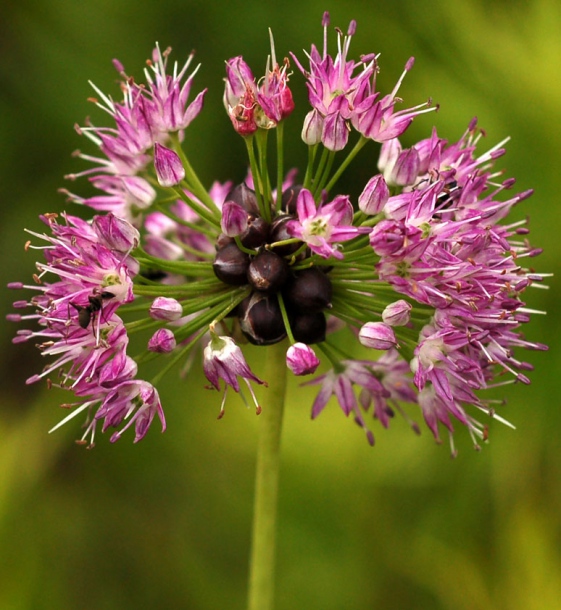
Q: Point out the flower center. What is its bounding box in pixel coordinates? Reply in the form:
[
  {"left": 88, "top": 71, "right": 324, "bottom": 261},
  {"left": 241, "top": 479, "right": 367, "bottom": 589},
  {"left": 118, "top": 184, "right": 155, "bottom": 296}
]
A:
[{"left": 305, "top": 217, "right": 330, "bottom": 238}]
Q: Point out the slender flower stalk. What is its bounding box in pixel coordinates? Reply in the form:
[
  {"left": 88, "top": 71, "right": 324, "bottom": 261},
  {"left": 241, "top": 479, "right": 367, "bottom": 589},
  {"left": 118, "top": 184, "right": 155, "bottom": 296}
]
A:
[
  {"left": 247, "top": 340, "right": 287, "bottom": 610},
  {"left": 7, "top": 14, "right": 547, "bottom": 610}
]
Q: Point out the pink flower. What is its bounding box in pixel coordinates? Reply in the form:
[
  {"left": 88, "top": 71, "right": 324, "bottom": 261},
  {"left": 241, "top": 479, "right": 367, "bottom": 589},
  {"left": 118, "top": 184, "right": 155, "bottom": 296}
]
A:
[
  {"left": 141, "top": 44, "right": 207, "bottom": 136},
  {"left": 7, "top": 212, "right": 168, "bottom": 446},
  {"left": 306, "top": 360, "right": 389, "bottom": 445},
  {"left": 224, "top": 56, "right": 260, "bottom": 135},
  {"left": 351, "top": 57, "right": 436, "bottom": 143},
  {"left": 291, "top": 14, "right": 376, "bottom": 151},
  {"left": 224, "top": 50, "right": 294, "bottom": 135},
  {"left": 286, "top": 189, "right": 370, "bottom": 259},
  {"left": 96, "top": 380, "right": 166, "bottom": 443},
  {"left": 61, "top": 175, "right": 156, "bottom": 222},
  {"left": 203, "top": 329, "right": 265, "bottom": 417}
]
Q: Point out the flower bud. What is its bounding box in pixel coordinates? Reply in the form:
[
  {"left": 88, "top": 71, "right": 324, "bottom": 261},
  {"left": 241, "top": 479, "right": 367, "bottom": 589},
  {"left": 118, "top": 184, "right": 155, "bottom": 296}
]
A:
[
  {"left": 238, "top": 293, "right": 286, "bottom": 345},
  {"left": 221, "top": 201, "right": 248, "bottom": 237},
  {"left": 283, "top": 267, "right": 332, "bottom": 313},
  {"left": 322, "top": 107, "right": 349, "bottom": 151},
  {"left": 154, "top": 142, "right": 185, "bottom": 187},
  {"left": 301, "top": 109, "right": 323, "bottom": 145},
  {"left": 213, "top": 242, "right": 251, "bottom": 286},
  {"left": 286, "top": 343, "right": 320, "bottom": 376},
  {"left": 377, "top": 138, "right": 401, "bottom": 175},
  {"left": 149, "top": 297, "right": 183, "bottom": 321},
  {"left": 278, "top": 84, "right": 295, "bottom": 120},
  {"left": 358, "top": 322, "right": 397, "bottom": 350},
  {"left": 389, "top": 147, "right": 420, "bottom": 186},
  {"left": 382, "top": 300, "right": 412, "bottom": 326},
  {"left": 358, "top": 175, "right": 389, "bottom": 215},
  {"left": 291, "top": 311, "right": 326, "bottom": 344},
  {"left": 93, "top": 213, "right": 140, "bottom": 252},
  {"left": 247, "top": 250, "right": 289, "bottom": 293},
  {"left": 148, "top": 328, "right": 177, "bottom": 353}
]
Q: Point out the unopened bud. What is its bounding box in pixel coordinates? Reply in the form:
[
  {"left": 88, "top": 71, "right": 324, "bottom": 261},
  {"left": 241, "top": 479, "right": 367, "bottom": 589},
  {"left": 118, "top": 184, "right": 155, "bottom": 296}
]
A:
[
  {"left": 359, "top": 322, "right": 397, "bottom": 350},
  {"left": 301, "top": 109, "right": 323, "bottom": 146},
  {"left": 221, "top": 201, "right": 248, "bottom": 237},
  {"left": 358, "top": 175, "right": 390, "bottom": 215},
  {"left": 93, "top": 213, "right": 140, "bottom": 251},
  {"left": 148, "top": 328, "right": 177, "bottom": 353},
  {"left": 286, "top": 343, "right": 320, "bottom": 376},
  {"left": 154, "top": 142, "right": 185, "bottom": 187},
  {"left": 378, "top": 138, "right": 401, "bottom": 175},
  {"left": 382, "top": 300, "right": 412, "bottom": 326},
  {"left": 149, "top": 297, "right": 183, "bottom": 321},
  {"left": 389, "top": 147, "right": 420, "bottom": 186}
]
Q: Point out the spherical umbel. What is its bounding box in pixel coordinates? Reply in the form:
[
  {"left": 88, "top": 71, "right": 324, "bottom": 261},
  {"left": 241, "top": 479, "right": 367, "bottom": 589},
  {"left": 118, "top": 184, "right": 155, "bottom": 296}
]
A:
[
  {"left": 238, "top": 292, "right": 287, "bottom": 345},
  {"left": 283, "top": 267, "right": 333, "bottom": 313},
  {"left": 213, "top": 242, "right": 250, "bottom": 286},
  {"left": 247, "top": 250, "right": 289, "bottom": 293}
]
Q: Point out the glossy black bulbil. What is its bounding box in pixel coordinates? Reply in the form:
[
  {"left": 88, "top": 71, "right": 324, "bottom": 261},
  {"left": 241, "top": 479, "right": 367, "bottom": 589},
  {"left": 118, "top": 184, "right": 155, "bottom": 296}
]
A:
[
  {"left": 213, "top": 242, "right": 250, "bottom": 286},
  {"left": 291, "top": 311, "right": 327, "bottom": 344},
  {"left": 213, "top": 183, "right": 333, "bottom": 345},
  {"left": 238, "top": 293, "right": 287, "bottom": 345},
  {"left": 283, "top": 267, "right": 332, "bottom": 313},
  {"left": 247, "top": 250, "right": 289, "bottom": 293}
]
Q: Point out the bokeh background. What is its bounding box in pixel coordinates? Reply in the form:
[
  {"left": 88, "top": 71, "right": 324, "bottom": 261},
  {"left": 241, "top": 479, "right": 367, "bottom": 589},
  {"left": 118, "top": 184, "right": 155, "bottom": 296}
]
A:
[{"left": 1, "top": 0, "right": 560, "bottom": 608}]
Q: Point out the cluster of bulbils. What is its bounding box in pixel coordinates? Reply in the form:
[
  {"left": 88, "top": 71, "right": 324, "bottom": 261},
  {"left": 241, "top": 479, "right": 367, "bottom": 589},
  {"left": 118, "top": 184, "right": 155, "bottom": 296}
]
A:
[
  {"left": 7, "top": 13, "right": 547, "bottom": 453},
  {"left": 213, "top": 183, "right": 331, "bottom": 347}
]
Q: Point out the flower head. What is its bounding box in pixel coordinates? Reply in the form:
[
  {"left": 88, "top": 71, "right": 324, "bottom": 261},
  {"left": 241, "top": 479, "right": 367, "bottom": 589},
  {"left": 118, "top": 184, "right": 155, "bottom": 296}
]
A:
[{"left": 9, "top": 26, "right": 545, "bottom": 455}]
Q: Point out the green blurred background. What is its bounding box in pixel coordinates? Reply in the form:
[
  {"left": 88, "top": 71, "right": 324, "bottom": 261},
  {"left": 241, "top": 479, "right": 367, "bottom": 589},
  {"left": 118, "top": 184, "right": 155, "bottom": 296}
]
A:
[{"left": 1, "top": 0, "right": 560, "bottom": 608}]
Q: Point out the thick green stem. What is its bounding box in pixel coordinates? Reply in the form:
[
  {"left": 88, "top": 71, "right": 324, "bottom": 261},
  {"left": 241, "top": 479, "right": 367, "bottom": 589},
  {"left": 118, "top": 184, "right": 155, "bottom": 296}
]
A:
[{"left": 247, "top": 340, "right": 288, "bottom": 610}]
